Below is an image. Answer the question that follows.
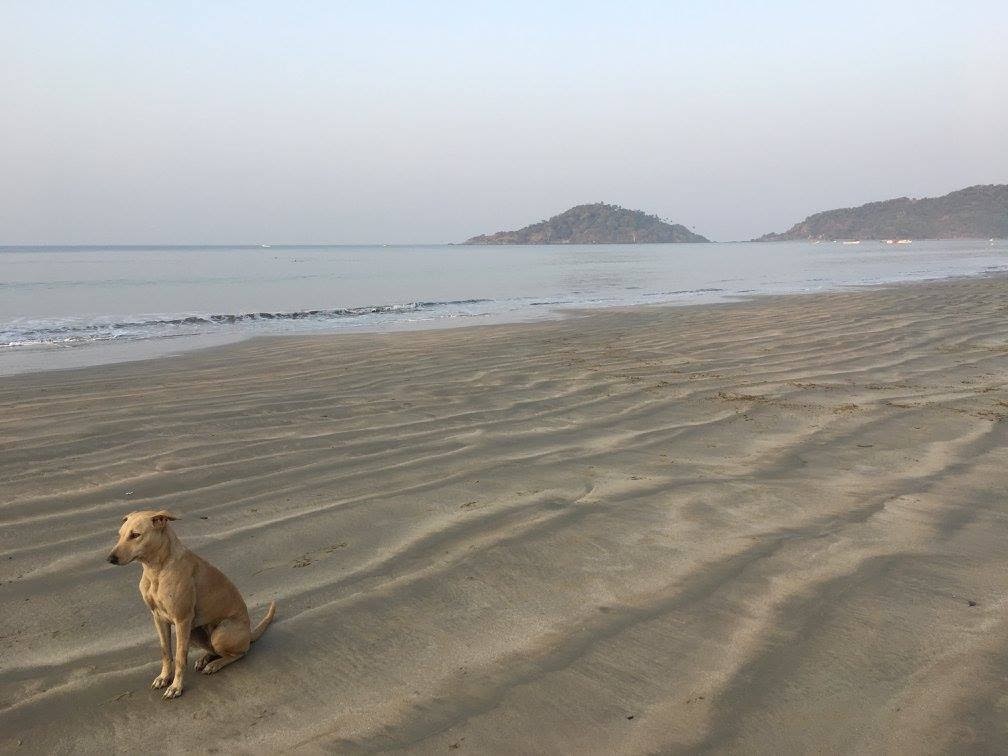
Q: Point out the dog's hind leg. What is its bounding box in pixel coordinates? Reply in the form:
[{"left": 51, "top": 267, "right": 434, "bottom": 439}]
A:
[
  {"left": 201, "top": 617, "right": 251, "bottom": 675},
  {"left": 190, "top": 626, "right": 218, "bottom": 671}
]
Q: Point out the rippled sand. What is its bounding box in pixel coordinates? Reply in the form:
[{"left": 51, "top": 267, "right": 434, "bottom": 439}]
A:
[{"left": 2, "top": 277, "right": 1008, "bottom": 753}]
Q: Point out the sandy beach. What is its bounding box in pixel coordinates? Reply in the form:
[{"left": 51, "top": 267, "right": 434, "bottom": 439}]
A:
[{"left": 2, "top": 276, "right": 1008, "bottom": 753}]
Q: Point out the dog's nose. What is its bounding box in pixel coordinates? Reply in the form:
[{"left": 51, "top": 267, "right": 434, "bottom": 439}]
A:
[{"left": 107, "top": 552, "right": 119, "bottom": 565}]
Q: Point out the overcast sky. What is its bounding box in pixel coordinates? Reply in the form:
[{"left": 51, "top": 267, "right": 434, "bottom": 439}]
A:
[{"left": 2, "top": 1, "right": 1005, "bottom": 244}]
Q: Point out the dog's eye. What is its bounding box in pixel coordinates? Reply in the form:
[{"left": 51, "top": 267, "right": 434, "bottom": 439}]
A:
[{"left": 128, "top": 531, "right": 140, "bottom": 540}]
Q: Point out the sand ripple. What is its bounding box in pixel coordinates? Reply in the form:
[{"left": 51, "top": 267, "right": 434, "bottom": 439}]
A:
[{"left": 2, "top": 278, "right": 1008, "bottom": 753}]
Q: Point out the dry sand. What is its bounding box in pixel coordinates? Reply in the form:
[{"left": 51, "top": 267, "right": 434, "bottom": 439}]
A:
[{"left": 2, "top": 277, "right": 1008, "bottom": 754}]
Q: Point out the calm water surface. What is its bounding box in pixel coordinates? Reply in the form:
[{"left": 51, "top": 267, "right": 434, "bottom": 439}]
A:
[{"left": 1, "top": 240, "right": 1005, "bottom": 375}]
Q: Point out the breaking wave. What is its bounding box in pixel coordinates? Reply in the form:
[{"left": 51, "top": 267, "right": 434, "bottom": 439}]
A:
[{"left": 1, "top": 299, "right": 492, "bottom": 348}]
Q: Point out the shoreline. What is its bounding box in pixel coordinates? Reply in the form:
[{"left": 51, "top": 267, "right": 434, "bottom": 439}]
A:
[
  {"left": 3, "top": 270, "right": 1007, "bottom": 381},
  {"left": 2, "top": 274, "right": 1008, "bottom": 752}
]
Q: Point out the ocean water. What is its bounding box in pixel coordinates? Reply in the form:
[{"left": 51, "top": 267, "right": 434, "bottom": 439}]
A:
[{"left": 1, "top": 240, "right": 1005, "bottom": 375}]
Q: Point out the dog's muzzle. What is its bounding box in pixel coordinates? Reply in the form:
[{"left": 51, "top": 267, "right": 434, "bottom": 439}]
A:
[{"left": 107, "top": 552, "right": 119, "bottom": 565}]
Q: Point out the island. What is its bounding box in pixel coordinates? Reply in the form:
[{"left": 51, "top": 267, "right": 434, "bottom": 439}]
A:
[
  {"left": 755, "top": 184, "right": 1008, "bottom": 241},
  {"left": 462, "top": 203, "right": 710, "bottom": 244}
]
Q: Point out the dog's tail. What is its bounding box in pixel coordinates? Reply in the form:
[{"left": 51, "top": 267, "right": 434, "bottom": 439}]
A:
[{"left": 251, "top": 601, "right": 276, "bottom": 643}]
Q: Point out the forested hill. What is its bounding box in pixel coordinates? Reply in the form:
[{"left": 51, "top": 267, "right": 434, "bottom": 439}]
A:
[
  {"left": 756, "top": 184, "right": 1008, "bottom": 241},
  {"left": 463, "top": 203, "right": 709, "bottom": 244}
]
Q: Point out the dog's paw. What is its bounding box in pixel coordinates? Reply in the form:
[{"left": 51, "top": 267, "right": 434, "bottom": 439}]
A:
[
  {"left": 201, "top": 659, "right": 226, "bottom": 675},
  {"left": 194, "top": 654, "right": 214, "bottom": 672},
  {"left": 151, "top": 673, "right": 172, "bottom": 689},
  {"left": 163, "top": 683, "right": 184, "bottom": 700}
]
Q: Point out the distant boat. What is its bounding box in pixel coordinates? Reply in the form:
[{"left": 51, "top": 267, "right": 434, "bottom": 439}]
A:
[
  {"left": 842, "top": 240, "right": 861, "bottom": 245},
  {"left": 896, "top": 239, "right": 911, "bottom": 244},
  {"left": 260, "top": 244, "right": 271, "bottom": 248}
]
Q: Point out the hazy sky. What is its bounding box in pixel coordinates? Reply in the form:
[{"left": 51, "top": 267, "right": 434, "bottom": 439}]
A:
[{"left": 2, "top": 1, "right": 1005, "bottom": 244}]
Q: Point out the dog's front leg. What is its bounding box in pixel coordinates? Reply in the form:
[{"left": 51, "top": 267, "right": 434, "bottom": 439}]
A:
[
  {"left": 163, "top": 617, "right": 191, "bottom": 700},
  {"left": 150, "top": 612, "right": 173, "bottom": 688}
]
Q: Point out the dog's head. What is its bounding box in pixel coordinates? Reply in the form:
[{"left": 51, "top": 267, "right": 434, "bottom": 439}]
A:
[{"left": 107, "top": 510, "right": 178, "bottom": 565}]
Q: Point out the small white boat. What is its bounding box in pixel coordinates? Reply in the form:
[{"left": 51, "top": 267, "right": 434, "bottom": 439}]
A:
[
  {"left": 842, "top": 240, "right": 861, "bottom": 245},
  {"left": 896, "top": 239, "right": 911, "bottom": 244}
]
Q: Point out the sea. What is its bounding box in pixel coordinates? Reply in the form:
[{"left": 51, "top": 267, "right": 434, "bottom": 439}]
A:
[{"left": 1, "top": 240, "right": 1005, "bottom": 376}]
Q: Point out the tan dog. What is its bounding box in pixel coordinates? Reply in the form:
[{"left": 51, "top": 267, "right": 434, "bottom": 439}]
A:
[{"left": 107, "top": 510, "right": 276, "bottom": 699}]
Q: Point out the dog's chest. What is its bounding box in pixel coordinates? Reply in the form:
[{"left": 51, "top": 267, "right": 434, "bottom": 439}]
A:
[{"left": 141, "top": 576, "right": 178, "bottom": 619}]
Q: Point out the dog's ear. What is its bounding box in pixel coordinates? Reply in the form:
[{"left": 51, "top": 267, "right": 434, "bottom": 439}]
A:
[
  {"left": 121, "top": 514, "right": 129, "bottom": 523},
  {"left": 151, "top": 511, "right": 179, "bottom": 528}
]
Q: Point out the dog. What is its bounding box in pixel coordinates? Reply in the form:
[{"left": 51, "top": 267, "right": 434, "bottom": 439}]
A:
[{"left": 107, "top": 510, "right": 276, "bottom": 699}]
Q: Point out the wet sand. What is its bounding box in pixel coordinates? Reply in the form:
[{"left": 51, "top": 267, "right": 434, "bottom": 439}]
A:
[{"left": 2, "top": 276, "right": 1008, "bottom": 753}]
